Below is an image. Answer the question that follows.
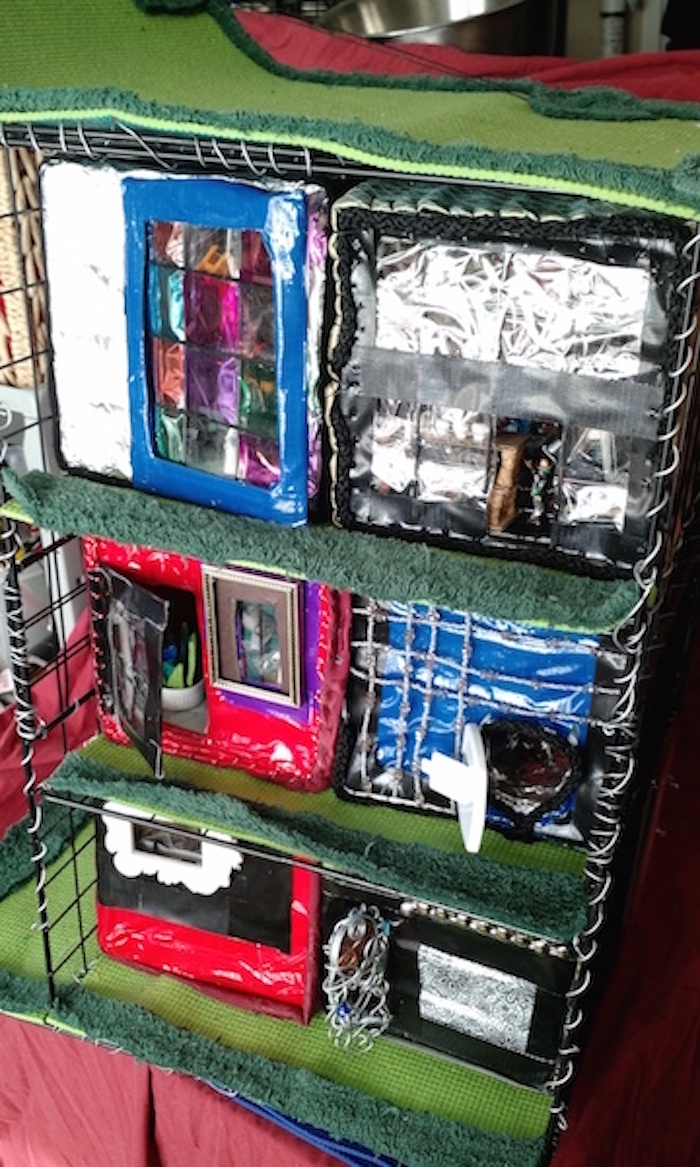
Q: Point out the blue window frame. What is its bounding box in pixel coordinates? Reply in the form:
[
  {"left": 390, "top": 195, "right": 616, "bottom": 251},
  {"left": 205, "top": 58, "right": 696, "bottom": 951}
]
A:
[{"left": 124, "top": 177, "right": 308, "bottom": 524}]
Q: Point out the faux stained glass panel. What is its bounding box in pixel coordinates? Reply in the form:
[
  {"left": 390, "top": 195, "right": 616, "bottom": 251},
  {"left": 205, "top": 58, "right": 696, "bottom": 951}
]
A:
[{"left": 147, "top": 220, "right": 279, "bottom": 487}]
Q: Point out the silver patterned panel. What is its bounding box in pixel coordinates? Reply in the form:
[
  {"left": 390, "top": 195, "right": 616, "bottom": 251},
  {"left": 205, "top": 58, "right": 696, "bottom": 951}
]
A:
[{"left": 417, "top": 944, "right": 537, "bottom": 1054}]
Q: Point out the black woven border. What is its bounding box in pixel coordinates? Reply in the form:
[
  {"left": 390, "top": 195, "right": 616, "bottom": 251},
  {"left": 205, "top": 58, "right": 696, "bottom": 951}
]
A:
[{"left": 327, "top": 195, "right": 694, "bottom": 579}]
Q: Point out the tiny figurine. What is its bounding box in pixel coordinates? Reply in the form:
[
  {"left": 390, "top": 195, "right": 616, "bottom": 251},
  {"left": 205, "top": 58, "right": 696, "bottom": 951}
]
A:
[{"left": 526, "top": 451, "right": 555, "bottom": 526}]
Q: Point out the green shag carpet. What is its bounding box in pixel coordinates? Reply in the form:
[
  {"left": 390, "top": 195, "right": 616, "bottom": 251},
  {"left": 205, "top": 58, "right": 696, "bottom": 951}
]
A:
[
  {"left": 75, "top": 735, "right": 588, "bottom": 878},
  {"left": 53, "top": 982, "right": 548, "bottom": 1167},
  {"left": 4, "top": 469, "right": 637, "bottom": 633},
  {"left": 47, "top": 737, "right": 589, "bottom": 940},
  {"left": 0, "top": 0, "right": 699, "bottom": 219},
  {"left": 0, "top": 801, "right": 88, "bottom": 901}
]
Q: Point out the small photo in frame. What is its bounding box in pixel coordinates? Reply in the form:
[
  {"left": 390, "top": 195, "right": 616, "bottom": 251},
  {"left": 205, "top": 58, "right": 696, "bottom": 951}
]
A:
[{"left": 202, "top": 567, "right": 302, "bottom": 708}]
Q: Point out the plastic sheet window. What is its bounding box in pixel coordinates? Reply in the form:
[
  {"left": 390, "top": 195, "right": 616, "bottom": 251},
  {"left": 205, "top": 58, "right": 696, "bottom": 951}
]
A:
[
  {"left": 361, "top": 236, "right": 653, "bottom": 535},
  {"left": 148, "top": 220, "right": 280, "bottom": 488}
]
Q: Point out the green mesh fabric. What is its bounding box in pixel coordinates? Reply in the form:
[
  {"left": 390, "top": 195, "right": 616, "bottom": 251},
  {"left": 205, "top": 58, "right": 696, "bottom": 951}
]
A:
[{"left": 1, "top": 0, "right": 700, "bottom": 219}]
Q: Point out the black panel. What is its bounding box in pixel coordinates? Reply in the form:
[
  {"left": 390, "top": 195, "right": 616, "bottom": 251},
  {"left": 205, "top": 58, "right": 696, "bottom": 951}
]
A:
[{"left": 97, "top": 817, "right": 294, "bottom": 951}]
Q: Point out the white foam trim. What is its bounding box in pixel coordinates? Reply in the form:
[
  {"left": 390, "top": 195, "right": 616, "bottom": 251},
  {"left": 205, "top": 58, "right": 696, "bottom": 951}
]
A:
[{"left": 101, "top": 800, "right": 243, "bottom": 896}]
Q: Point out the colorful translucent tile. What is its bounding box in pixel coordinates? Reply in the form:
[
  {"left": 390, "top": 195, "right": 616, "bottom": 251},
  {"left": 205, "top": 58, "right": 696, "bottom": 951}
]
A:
[
  {"left": 187, "top": 225, "right": 242, "bottom": 279},
  {"left": 185, "top": 413, "right": 239, "bottom": 477},
  {"left": 150, "top": 220, "right": 185, "bottom": 268},
  {"left": 240, "top": 358, "right": 277, "bottom": 439},
  {"left": 151, "top": 338, "right": 186, "bottom": 410},
  {"left": 155, "top": 407, "right": 186, "bottom": 463},
  {"left": 241, "top": 230, "right": 273, "bottom": 285},
  {"left": 239, "top": 282, "right": 275, "bottom": 361},
  {"left": 185, "top": 271, "right": 239, "bottom": 351},
  {"left": 186, "top": 347, "right": 239, "bottom": 426},
  {"left": 239, "top": 433, "right": 281, "bottom": 488},
  {"left": 149, "top": 265, "right": 185, "bottom": 342}
]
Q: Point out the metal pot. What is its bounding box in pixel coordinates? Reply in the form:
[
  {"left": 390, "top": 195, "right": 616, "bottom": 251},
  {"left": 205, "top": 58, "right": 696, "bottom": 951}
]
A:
[{"left": 318, "top": 0, "right": 560, "bottom": 55}]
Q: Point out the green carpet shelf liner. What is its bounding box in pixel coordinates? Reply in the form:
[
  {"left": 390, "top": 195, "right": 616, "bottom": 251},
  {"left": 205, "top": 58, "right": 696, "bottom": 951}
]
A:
[
  {"left": 78, "top": 735, "right": 587, "bottom": 878},
  {"left": 1, "top": 0, "right": 700, "bottom": 219},
  {"left": 47, "top": 744, "right": 588, "bottom": 940},
  {"left": 77, "top": 952, "right": 551, "bottom": 1140},
  {"left": 52, "top": 983, "right": 547, "bottom": 1167},
  {"left": 4, "top": 469, "right": 637, "bottom": 634},
  {"left": 0, "top": 823, "right": 550, "bottom": 1164},
  {"left": 0, "top": 970, "right": 50, "bottom": 1021},
  {"left": 143, "top": 0, "right": 700, "bottom": 127}
]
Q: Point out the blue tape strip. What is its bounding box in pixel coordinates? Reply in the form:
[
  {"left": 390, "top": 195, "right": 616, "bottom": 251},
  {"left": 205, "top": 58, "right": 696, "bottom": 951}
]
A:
[{"left": 206, "top": 1084, "right": 396, "bottom": 1166}]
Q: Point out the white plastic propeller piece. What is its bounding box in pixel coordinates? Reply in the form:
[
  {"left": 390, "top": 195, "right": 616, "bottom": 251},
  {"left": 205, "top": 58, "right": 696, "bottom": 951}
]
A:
[{"left": 421, "top": 722, "right": 488, "bottom": 854}]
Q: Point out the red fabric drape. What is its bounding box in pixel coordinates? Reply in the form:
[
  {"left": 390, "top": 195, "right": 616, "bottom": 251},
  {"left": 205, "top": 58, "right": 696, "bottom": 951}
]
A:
[
  {"left": 150, "top": 1070, "right": 342, "bottom": 1167},
  {"left": 0, "top": 1015, "right": 157, "bottom": 1167},
  {"left": 235, "top": 13, "right": 700, "bottom": 104},
  {"left": 0, "top": 1014, "right": 343, "bottom": 1167}
]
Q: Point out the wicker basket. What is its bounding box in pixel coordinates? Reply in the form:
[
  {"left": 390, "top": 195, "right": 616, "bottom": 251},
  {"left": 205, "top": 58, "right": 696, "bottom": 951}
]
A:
[{"left": 0, "top": 146, "right": 46, "bottom": 389}]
